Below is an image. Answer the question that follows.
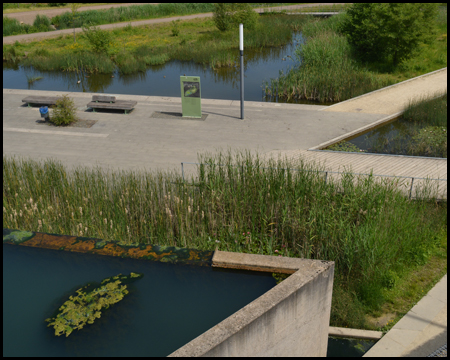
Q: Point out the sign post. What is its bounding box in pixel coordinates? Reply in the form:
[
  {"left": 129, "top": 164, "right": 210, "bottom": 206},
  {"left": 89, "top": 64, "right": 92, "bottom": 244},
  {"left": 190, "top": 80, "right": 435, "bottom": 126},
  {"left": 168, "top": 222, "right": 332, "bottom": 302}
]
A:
[
  {"left": 240, "top": 23, "right": 244, "bottom": 120},
  {"left": 180, "top": 76, "right": 201, "bottom": 118}
]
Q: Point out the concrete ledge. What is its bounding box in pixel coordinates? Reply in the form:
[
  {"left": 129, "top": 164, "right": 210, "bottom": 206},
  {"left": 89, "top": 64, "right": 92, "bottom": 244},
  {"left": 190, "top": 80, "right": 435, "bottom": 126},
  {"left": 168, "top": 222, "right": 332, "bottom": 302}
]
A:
[
  {"left": 329, "top": 326, "right": 383, "bottom": 340},
  {"left": 309, "top": 112, "right": 402, "bottom": 150},
  {"left": 169, "top": 251, "right": 335, "bottom": 357}
]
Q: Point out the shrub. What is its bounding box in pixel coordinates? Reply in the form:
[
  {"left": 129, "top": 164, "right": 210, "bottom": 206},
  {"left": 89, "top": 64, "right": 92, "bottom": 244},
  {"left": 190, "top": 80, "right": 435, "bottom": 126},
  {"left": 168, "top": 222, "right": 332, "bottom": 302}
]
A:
[
  {"left": 340, "top": 3, "right": 439, "bottom": 66},
  {"left": 33, "top": 14, "right": 51, "bottom": 29},
  {"left": 82, "top": 24, "right": 112, "bottom": 54},
  {"left": 213, "top": 3, "right": 259, "bottom": 32},
  {"left": 50, "top": 95, "right": 77, "bottom": 126},
  {"left": 171, "top": 20, "right": 180, "bottom": 36},
  {"left": 3, "top": 16, "right": 30, "bottom": 36}
]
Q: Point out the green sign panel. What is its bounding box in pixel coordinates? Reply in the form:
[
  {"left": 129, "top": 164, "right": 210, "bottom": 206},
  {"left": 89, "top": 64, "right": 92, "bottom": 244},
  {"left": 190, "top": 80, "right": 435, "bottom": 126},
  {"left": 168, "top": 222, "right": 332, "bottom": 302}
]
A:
[{"left": 180, "top": 76, "right": 201, "bottom": 118}]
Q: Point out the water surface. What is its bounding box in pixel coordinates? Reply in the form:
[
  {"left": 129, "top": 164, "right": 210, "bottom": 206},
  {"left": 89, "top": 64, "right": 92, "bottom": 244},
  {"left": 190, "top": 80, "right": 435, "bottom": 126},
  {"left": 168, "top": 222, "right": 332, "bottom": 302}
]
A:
[
  {"left": 3, "top": 33, "right": 328, "bottom": 105},
  {"left": 3, "top": 244, "right": 276, "bottom": 357}
]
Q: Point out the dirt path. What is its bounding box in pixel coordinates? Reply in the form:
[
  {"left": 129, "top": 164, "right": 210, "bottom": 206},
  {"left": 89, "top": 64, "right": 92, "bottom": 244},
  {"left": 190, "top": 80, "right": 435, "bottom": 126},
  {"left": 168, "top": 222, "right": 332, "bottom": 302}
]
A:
[
  {"left": 3, "top": 4, "right": 158, "bottom": 25},
  {"left": 3, "top": 3, "right": 347, "bottom": 45}
]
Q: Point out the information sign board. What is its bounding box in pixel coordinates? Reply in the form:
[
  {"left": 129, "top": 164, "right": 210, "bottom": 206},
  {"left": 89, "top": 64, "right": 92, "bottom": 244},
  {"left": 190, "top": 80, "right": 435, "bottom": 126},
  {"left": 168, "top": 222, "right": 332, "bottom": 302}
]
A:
[{"left": 180, "top": 76, "right": 201, "bottom": 118}]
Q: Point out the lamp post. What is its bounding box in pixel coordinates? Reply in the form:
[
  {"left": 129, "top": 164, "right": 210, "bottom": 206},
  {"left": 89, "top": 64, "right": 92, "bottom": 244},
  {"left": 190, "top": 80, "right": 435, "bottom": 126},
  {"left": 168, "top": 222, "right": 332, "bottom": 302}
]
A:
[{"left": 240, "top": 23, "right": 244, "bottom": 120}]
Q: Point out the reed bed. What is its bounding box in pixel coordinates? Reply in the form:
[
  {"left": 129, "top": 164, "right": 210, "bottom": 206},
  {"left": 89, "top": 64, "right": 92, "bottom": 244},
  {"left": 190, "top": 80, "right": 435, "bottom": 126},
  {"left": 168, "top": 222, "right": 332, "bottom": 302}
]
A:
[
  {"left": 403, "top": 91, "right": 447, "bottom": 128},
  {"left": 3, "top": 151, "right": 446, "bottom": 326},
  {"left": 22, "top": 52, "right": 115, "bottom": 74},
  {"left": 264, "top": 14, "right": 394, "bottom": 102},
  {"left": 263, "top": 8, "right": 447, "bottom": 102}
]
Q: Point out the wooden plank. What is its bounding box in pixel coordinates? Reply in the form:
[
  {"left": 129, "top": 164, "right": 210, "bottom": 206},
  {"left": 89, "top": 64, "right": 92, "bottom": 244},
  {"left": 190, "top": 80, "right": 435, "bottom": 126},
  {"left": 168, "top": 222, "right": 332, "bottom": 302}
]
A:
[
  {"left": 86, "top": 100, "right": 137, "bottom": 110},
  {"left": 346, "top": 156, "right": 386, "bottom": 173},
  {"left": 22, "top": 96, "right": 59, "bottom": 105},
  {"left": 92, "top": 95, "right": 116, "bottom": 103},
  {"left": 374, "top": 159, "right": 414, "bottom": 177},
  {"left": 405, "top": 160, "right": 443, "bottom": 178}
]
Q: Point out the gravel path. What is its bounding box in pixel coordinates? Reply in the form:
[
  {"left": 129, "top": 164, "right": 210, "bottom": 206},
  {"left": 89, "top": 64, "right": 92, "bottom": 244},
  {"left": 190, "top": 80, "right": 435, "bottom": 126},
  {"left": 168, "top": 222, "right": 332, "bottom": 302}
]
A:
[{"left": 3, "top": 4, "right": 158, "bottom": 25}]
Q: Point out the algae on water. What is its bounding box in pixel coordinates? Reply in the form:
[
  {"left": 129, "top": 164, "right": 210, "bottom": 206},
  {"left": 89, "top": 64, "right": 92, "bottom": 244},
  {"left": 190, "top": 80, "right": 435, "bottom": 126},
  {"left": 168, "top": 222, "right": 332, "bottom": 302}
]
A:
[
  {"left": 3, "top": 230, "right": 35, "bottom": 244},
  {"left": 45, "top": 272, "right": 143, "bottom": 337}
]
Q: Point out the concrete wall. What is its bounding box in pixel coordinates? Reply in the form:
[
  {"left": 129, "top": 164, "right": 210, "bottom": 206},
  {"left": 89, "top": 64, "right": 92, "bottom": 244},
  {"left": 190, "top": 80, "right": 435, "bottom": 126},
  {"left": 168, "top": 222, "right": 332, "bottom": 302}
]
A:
[{"left": 169, "top": 252, "right": 334, "bottom": 357}]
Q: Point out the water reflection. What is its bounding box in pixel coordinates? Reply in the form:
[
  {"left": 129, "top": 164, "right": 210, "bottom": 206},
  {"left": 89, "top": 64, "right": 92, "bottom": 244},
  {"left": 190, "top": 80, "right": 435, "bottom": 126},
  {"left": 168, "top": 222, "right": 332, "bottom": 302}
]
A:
[{"left": 3, "top": 33, "right": 324, "bottom": 104}]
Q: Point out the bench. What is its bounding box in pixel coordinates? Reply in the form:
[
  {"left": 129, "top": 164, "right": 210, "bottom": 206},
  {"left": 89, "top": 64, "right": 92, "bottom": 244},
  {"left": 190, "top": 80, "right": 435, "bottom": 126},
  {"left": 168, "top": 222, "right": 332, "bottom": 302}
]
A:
[
  {"left": 22, "top": 96, "right": 60, "bottom": 107},
  {"left": 86, "top": 95, "right": 137, "bottom": 115}
]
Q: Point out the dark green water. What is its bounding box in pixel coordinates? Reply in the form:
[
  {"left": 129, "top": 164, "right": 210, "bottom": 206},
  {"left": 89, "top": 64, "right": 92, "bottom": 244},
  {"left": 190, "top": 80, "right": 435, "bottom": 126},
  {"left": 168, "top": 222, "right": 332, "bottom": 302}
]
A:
[
  {"left": 2, "top": 244, "right": 276, "bottom": 357},
  {"left": 327, "top": 337, "right": 376, "bottom": 357},
  {"left": 3, "top": 244, "right": 376, "bottom": 357}
]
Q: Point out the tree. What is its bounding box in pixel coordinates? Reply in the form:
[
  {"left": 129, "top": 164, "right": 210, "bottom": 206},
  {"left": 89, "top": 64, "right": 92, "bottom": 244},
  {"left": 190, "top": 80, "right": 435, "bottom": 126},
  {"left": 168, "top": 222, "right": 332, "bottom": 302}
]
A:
[
  {"left": 82, "top": 25, "right": 112, "bottom": 54},
  {"left": 340, "top": 3, "right": 439, "bottom": 66},
  {"left": 213, "top": 3, "right": 259, "bottom": 32},
  {"left": 70, "top": 3, "right": 81, "bottom": 43}
]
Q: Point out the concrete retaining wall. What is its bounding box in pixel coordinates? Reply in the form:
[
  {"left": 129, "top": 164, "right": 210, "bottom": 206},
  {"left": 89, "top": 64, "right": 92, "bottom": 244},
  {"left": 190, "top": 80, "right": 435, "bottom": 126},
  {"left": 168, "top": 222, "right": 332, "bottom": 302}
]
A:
[{"left": 169, "top": 251, "right": 334, "bottom": 357}]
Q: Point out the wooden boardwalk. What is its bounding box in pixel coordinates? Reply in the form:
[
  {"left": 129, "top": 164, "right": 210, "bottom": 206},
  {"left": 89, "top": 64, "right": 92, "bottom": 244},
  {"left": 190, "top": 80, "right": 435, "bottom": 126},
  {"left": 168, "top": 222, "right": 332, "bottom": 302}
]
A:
[{"left": 266, "top": 149, "right": 447, "bottom": 200}]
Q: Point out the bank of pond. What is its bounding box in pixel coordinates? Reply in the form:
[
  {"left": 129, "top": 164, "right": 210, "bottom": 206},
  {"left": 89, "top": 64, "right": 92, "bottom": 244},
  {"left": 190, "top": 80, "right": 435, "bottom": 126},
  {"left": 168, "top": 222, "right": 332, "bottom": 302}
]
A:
[{"left": 3, "top": 9, "right": 447, "bottom": 104}]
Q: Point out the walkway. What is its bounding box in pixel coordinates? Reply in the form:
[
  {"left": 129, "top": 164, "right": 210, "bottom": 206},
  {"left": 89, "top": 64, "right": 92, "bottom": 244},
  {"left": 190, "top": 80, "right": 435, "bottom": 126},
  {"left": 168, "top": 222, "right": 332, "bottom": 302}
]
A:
[
  {"left": 266, "top": 68, "right": 448, "bottom": 200},
  {"left": 364, "top": 274, "right": 447, "bottom": 357},
  {"left": 3, "top": 3, "right": 155, "bottom": 25},
  {"left": 265, "top": 149, "right": 447, "bottom": 200}
]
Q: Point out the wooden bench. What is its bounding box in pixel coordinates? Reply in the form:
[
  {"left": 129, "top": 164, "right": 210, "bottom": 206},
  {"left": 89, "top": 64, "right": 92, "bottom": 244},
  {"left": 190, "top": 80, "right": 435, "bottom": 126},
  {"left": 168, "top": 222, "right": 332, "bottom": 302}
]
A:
[
  {"left": 22, "top": 96, "right": 60, "bottom": 107},
  {"left": 86, "top": 95, "right": 137, "bottom": 115}
]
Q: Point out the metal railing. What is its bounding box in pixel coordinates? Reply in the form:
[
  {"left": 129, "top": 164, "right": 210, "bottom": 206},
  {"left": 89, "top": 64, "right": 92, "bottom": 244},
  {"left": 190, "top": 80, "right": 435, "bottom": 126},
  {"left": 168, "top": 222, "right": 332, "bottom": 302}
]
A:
[{"left": 181, "top": 162, "right": 447, "bottom": 201}]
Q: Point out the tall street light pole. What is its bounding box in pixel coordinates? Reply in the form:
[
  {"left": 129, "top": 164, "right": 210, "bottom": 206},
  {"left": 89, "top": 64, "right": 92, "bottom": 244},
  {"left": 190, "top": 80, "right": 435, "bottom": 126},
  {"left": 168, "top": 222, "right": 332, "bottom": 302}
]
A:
[{"left": 240, "top": 23, "right": 244, "bottom": 120}]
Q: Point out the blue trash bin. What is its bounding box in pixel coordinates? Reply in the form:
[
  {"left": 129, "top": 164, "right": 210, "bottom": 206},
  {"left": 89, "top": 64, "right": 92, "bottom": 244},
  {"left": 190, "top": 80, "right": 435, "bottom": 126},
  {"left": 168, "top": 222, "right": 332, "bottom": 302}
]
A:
[{"left": 39, "top": 106, "right": 49, "bottom": 120}]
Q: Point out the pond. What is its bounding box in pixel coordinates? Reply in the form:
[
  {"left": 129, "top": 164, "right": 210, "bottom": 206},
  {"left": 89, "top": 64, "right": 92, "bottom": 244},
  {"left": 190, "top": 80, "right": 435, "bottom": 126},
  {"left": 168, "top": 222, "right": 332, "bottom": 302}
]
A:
[
  {"left": 326, "top": 117, "right": 447, "bottom": 158},
  {"left": 3, "top": 243, "right": 276, "bottom": 357},
  {"left": 3, "top": 238, "right": 377, "bottom": 357},
  {"left": 2, "top": 33, "right": 330, "bottom": 105}
]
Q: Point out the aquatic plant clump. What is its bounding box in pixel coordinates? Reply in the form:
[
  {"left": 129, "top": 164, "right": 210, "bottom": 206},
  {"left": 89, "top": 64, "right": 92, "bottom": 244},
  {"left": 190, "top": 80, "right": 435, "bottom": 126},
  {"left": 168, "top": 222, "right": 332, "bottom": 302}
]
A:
[
  {"left": 3, "top": 229, "right": 34, "bottom": 244},
  {"left": 45, "top": 272, "right": 143, "bottom": 337}
]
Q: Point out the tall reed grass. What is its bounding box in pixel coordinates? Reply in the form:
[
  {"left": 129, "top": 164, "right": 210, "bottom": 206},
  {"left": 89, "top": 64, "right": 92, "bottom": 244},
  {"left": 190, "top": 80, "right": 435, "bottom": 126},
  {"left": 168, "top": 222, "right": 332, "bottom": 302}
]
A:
[
  {"left": 3, "top": 151, "right": 446, "bottom": 327},
  {"left": 22, "top": 52, "right": 115, "bottom": 74},
  {"left": 264, "top": 14, "right": 395, "bottom": 102},
  {"left": 403, "top": 91, "right": 447, "bottom": 128}
]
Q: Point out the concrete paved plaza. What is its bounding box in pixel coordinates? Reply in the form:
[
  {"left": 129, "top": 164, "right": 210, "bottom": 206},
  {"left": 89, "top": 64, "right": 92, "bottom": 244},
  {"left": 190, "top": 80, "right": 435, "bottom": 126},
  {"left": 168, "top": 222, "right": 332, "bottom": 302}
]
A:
[{"left": 3, "top": 89, "right": 385, "bottom": 173}]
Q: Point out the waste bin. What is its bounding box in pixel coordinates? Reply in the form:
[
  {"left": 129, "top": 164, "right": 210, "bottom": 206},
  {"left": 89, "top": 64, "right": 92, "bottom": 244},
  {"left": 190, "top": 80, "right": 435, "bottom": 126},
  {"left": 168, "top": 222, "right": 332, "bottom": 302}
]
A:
[{"left": 39, "top": 106, "right": 50, "bottom": 121}]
